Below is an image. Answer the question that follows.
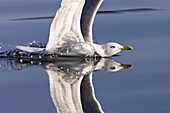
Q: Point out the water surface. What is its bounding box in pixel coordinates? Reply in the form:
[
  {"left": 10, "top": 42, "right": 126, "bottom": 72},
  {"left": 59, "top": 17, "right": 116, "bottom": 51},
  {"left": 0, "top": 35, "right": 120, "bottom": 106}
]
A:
[{"left": 0, "top": 0, "right": 170, "bottom": 113}]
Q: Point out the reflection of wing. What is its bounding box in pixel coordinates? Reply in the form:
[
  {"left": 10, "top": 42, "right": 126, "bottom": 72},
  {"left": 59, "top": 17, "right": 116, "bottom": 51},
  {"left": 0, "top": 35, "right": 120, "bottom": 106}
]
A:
[
  {"left": 44, "top": 59, "right": 95, "bottom": 113},
  {"left": 46, "top": 63, "right": 84, "bottom": 113},
  {"left": 46, "top": 0, "right": 85, "bottom": 52},
  {"left": 81, "top": 0, "right": 103, "bottom": 42},
  {"left": 45, "top": 60, "right": 105, "bottom": 113},
  {"left": 81, "top": 73, "right": 104, "bottom": 113}
]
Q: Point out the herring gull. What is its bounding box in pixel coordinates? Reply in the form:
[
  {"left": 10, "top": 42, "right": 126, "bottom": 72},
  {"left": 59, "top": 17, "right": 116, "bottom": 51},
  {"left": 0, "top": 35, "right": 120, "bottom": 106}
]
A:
[{"left": 16, "top": 0, "right": 133, "bottom": 57}]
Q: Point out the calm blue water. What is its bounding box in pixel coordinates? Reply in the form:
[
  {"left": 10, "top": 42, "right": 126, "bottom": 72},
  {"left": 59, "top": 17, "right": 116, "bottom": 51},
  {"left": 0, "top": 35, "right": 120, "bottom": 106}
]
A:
[{"left": 0, "top": 0, "right": 170, "bottom": 113}]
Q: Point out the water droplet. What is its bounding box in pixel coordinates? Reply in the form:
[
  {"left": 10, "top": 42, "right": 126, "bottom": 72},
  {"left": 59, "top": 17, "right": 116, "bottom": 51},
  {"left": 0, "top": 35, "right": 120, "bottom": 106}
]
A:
[
  {"left": 66, "top": 48, "right": 69, "bottom": 53},
  {"left": 60, "top": 52, "right": 63, "bottom": 55},
  {"left": 60, "top": 67, "right": 63, "bottom": 69},
  {"left": 20, "top": 59, "right": 23, "bottom": 63}
]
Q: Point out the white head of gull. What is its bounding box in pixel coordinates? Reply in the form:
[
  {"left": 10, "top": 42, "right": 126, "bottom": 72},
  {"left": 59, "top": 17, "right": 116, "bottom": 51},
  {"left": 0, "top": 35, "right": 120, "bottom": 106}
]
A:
[{"left": 16, "top": 0, "right": 133, "bottom": 57}]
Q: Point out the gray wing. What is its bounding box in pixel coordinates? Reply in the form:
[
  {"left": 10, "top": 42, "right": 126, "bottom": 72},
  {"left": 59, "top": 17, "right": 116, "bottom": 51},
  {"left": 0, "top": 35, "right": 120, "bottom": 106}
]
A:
[
  {"left": 46, "top": 0, "right": 86, "bottom": 52},
  {"left": 81, "top": 73, "right": 104, "bottom": 113},
  {"left": 46, "top": 63, "right": 84, "bottom": 113},
  {"left": 81, "top": 0, "right": 104, "bottom": 42}
]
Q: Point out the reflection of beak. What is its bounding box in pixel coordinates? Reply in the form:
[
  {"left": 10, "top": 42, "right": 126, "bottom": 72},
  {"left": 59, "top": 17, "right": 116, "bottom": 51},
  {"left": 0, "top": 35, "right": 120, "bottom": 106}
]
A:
[
  {"left": 121, "top": 46, "right": 133, "bottom": 50},
  {"left": 120, "top": 64, "right": 133, "bottom": 69}
]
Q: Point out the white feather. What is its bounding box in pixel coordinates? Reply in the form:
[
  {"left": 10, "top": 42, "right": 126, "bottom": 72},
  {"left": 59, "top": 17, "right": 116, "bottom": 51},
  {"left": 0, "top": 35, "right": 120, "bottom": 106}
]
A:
[{"left": 46, "top": 0, "right": 86, "bottom": 53}]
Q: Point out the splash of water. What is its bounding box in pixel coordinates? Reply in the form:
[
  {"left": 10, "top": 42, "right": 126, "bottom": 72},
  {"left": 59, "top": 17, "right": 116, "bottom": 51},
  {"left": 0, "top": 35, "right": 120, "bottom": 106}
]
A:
[
  {"left": 0, "top": 57, "right": 43, "bottom": 72},
  {"left": 27, "top": 40, "right": 46, "bottom": 48},
  {"left": 0, "top": 41, "right": 47, "bottom": 59},
  {"left": 0, "top": 42, "right": 16, "bottom": 57},
  {"left": 0, "top": 43, "right": 13, "bottom": 51}
]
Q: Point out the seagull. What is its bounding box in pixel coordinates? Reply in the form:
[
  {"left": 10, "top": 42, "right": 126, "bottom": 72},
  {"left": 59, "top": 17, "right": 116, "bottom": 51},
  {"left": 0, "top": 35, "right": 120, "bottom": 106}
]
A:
[{"left": 16, "top": 0, "right": 133, "bottom": 57}]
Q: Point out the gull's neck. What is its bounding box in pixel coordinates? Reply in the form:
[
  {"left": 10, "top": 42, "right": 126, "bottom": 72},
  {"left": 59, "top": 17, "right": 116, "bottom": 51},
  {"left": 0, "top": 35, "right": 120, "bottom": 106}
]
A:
[
  {"left": 90, "top": 43, "right": 106, "bottom": 57},
  {"left": 94, "top": 59, "right": 106, "bottom": 70}
]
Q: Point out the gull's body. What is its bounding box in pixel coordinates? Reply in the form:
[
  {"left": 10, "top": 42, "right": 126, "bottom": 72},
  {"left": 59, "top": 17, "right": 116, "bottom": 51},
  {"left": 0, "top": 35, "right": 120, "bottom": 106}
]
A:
[{"left": 16, "top": 0, "right": 132, "bottom": 57}]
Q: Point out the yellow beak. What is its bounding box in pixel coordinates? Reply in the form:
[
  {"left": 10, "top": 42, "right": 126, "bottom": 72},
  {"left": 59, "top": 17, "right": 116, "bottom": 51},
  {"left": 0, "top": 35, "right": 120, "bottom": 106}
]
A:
[
  {"left": 121, "top": 46, "right": 133, "bottom": 50},
  {"left": 120, "top": 64, "right": 133, "bottom": 69}
]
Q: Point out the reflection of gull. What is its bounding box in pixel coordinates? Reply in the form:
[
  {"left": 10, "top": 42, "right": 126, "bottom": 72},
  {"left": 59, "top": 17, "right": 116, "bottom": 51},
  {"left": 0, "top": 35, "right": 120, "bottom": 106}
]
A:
[
  {"left": 44, "top": 58, "right": 132, "bottom": 113},
  {"left": 16, "top": 0, "right": 133, "bottom": 57},
  {"left": 0, "top": 57, "right": 132, "bottom": 112},
  {"left": 81, "top": 73, "right": 104, "bottom": 113},
  {"left": 45, "top": 59, "right": 94, "bottom": 113},
  {"left": 95, "top": 58, "right": 132, "bottom": 72}
]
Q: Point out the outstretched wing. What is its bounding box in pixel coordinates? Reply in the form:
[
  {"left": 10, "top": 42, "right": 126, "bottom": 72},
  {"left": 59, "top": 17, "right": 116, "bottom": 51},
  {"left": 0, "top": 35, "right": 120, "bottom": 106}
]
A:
[
  {"left": 81, "top": 73, "right": 104, "bottom": 113},
  {"left": 46, "top": 63, "right": 84, "bottom": 113},
  {"left": 81, "top": 0, "right": 104, "bottom": 42},
  {"left": 46, "top": 0, "right": 86, "bottom": 52}
]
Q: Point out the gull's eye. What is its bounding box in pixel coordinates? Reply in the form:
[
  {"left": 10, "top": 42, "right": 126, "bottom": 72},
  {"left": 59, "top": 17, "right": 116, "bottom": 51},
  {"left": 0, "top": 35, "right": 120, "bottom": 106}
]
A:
[
  {"left": 111, "top": 46, "right": 115, "bottom": 48},
  {"left": 110, "top": 67, "right": 116, "bottom": 70}
]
